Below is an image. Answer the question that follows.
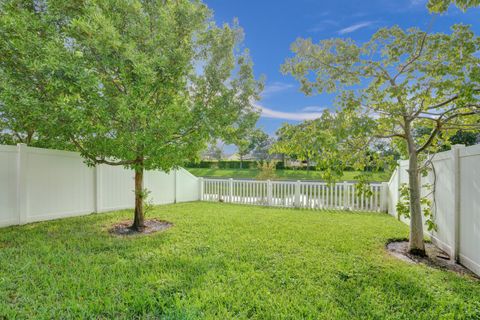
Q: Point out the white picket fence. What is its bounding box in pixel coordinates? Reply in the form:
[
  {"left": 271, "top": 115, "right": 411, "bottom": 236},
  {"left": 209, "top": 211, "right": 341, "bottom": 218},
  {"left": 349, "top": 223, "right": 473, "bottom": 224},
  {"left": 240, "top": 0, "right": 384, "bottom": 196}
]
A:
[{"left": 201, "top": 178, "right": 388, "bottom": 212}]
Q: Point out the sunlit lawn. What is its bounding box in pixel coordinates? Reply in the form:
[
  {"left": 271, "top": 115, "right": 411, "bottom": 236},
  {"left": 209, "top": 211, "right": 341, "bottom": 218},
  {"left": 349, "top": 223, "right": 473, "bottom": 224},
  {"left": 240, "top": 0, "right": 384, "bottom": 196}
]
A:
[
  {"left": 0, "top": 202, "right": 478, "bottom": 319},
  {"left": 186, "top": 168, "right": 391, "bottom": 182}
]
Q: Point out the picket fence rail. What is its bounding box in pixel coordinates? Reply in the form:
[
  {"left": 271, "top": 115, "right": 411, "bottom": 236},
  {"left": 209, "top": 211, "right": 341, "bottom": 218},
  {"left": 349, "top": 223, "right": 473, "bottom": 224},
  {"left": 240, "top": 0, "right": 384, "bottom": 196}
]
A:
[{"left": 200, "top": 178, "right": 388, "bottom": 212}]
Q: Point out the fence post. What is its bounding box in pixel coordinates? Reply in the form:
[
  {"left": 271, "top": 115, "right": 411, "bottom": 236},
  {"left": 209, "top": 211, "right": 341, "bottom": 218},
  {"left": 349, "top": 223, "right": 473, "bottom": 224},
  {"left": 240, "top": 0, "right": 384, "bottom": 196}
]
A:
[
  {"left": 198, "top": 177, "right": 204, "bottom": 201},
  {"left": 16, "top": 143, "right": 28, "bottom": 224},
  {"left": 229, "top": 178, "right": 233, "bottom": 203},
  {"left": 295, "top": 180, "right": 301, "bottom": 208},
  {"left": 380, "top": 182, "right": 388, "bottom": 212},
  {"left": 396, "top": 160, "right": 402, "bottom": 220},
  {"left": 451, "top": 144, "right": 464, "bottom": 262},
  {"left": 173, "top": 169, "right": 178, "bottom": 204},
  {"left": 267, "top": 180, "right": 272, "bottom": 206},
  {"left": 94, "top": 165, "right": 102, "bottom": 213},
  {"left": 343, "top": 182, "right": 348, "bottom": 210}
]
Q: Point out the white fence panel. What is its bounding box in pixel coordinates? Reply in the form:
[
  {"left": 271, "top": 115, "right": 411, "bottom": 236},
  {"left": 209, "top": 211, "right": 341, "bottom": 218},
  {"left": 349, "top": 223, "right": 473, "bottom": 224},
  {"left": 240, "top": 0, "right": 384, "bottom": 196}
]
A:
[
  {"left": 145, "top": 170, "right": 175, "bottom": 206},
  {"left": 387, "top": 144, "right": 480, "bottom": 276},
  {"left": 0, "top": 145, "right": 18, "bottom": 227},
  {"left": 97, "top": 164, "right": 134, "bottom": 213},
  {"left": 26, "top": 147, "right": 96, "bottom": 222},
  {"left": 175, "top": 168, "right": 200, "bottom": 203},
  {"left": 201, "top": 178, "right": 387, "bottom": 212},
  {"left": 0, "top": 144, "right": 199, "bottom": 228},
  {"left": 458, "top": 145, "right": 480, "bottom": 276}
]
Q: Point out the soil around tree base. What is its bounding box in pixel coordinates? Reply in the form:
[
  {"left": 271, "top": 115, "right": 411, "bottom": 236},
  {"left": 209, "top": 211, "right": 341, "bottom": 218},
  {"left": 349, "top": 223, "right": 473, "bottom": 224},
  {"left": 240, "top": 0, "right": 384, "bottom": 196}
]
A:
[
  {"left": 386, "top": 240, "right": 479, "bottom": 279},
  {"left": 109, "top": 219, "right": 173, "bottom": 236}
]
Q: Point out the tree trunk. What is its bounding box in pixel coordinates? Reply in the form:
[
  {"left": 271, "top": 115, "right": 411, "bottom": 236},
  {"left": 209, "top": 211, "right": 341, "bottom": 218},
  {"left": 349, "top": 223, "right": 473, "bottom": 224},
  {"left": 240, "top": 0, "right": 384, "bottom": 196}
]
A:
[
  {"left": 240, "top": 154, "right": 243, "bottom": 169},
  {"left": 407, "top": 150, "right": 426, "bottom": 255},
  {"left": 131, "top": 167, "right": 145, "bottom": 231}
]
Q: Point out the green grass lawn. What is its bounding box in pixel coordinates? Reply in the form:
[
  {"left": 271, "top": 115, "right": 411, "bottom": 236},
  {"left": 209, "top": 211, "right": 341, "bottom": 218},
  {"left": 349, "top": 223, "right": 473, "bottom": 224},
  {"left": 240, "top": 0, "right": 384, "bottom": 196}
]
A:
[
  {"left": 186, "top": 168, "right": 391, "bottom": 182},
  {"left": 1, "top": 202, "right": 478, "bottom": 319}
]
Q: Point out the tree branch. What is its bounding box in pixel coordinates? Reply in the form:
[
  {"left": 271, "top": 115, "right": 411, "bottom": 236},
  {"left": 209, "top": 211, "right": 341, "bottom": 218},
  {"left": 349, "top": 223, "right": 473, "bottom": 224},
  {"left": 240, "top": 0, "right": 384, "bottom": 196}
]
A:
[
  {"left": 70, "top": 136, "right": 136, "bottom": 166},
  {"left": 392, "top": 31, "right": 428, "bottom": 82}
]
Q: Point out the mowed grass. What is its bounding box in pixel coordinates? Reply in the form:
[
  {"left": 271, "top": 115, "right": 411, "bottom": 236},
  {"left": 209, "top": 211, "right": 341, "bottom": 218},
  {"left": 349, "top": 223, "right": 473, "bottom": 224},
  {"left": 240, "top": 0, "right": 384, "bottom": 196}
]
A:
[
  {"left": 186, "top": 168, "right": 391, "bottom": 182},
  {"left": 0, "top": 202, "right": 478, "bottom": 319}
]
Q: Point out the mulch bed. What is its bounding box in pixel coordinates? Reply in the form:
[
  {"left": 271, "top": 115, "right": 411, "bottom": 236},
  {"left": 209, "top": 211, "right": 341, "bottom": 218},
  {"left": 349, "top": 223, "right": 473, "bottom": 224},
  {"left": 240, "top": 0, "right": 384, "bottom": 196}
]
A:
[
  {"left": 386, "top": 240, "right": 479, "bottom": 279},
  {"left": 109, "top": 219, "right": 173, "bottom": 236}
]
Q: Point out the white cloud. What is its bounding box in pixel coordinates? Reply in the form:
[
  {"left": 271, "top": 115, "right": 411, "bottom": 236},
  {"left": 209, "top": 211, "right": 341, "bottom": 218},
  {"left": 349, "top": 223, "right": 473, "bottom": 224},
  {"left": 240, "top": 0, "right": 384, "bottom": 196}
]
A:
[
  {"left": 262, "top": 82, "right": 295, "bottom": 97},
  {"left": 301, "top": 106, "right": 325, "bottom": 112},
  {"left": 338, "top": 21, "right": 375, "bottom": 34},
  {"left": 258, "top": 104, "right": 323, "bottom": 121}
]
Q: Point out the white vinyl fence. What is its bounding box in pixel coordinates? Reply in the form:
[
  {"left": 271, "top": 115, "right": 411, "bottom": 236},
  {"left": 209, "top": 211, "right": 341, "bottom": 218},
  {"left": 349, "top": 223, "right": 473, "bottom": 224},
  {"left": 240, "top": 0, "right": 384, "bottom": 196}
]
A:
[
  {"left": 0, "top": 144, "right": 200, "bottom": 228},
  {"left": 387, "top": 144, "right": 480, "bottom": 276},
  {"left": 201, "top": 178, "right": 388, "bottom": 212}
]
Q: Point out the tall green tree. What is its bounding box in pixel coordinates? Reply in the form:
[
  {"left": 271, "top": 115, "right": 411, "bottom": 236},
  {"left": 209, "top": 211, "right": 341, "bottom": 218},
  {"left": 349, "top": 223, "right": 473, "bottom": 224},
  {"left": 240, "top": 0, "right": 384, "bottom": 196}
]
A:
[
  {"left": 24, "top": 0, "right": 261, "bottom": 231},
  {"left": 283, "top": 25, "right": 480, "bottom": 254}
]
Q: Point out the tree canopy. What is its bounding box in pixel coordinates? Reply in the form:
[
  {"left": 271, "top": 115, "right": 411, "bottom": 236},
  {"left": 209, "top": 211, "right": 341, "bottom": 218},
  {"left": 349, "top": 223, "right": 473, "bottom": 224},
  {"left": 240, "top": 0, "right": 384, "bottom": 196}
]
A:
[
  {"left": 0, "top": 0, "right": 262, "bottom": 230},
  {"left": 282, "top": 24, "right": 480, "bottom": 253},
  {"left": 0, "top": 0, "right": 73, "bottom": 147}
]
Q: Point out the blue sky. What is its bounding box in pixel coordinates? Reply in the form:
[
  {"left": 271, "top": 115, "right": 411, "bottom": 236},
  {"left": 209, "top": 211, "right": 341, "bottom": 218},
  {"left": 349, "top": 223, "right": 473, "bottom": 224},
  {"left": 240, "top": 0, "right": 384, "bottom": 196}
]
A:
[{"left": 204, "top": 0, "right": 479, "bottom": 144}]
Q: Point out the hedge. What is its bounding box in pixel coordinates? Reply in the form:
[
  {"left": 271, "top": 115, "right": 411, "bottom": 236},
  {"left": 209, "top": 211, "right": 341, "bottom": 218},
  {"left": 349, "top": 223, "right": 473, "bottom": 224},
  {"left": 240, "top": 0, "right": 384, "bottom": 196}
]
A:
[{"left": 184, "top": 161, "right": 320, "bottom": 170}]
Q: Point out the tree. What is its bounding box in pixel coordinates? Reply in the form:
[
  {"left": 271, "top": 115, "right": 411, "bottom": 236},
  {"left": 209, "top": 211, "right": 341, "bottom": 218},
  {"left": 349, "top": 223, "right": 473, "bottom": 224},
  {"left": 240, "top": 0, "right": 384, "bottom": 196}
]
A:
[
  {"left": 251, "top": 130, "right": 274, "bottom": 160},
  {"left": 415, "top": 126, "right": 479, "bottom": 151},
  {"left": 23, "top": 0, "right": 261, "bottom": 231},
  {"left": 203, "top": 142, "right": 224, "bottom": 161},
  {"left": 272, "top": 110, "right": 379, "bottom": 179},
  {"left": 282, "top": 25, "right": 480, "bottom": 254},
  {"left": 447, "top": 130, "right": 479, "bottom": 146},
  {"left": 427, "top": 0, "right": 480, "bottom": 12},
  {"left": 272, "top": 121, "right": 320, "bottom": 171},
  {"left": 233, "top": 128, "right": 267, "bottom": 167},
  {"left": 256, "top": 160, "right": 277, "bottom": 180},
  {"left": 0, "top": 0, "right": 72, "bottom": 147}
]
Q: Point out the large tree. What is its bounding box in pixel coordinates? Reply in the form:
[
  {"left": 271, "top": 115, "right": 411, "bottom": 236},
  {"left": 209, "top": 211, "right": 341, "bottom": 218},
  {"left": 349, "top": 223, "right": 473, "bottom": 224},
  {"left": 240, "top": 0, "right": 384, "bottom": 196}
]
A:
[
  {"left": 282, "top": 25, "right": 480, "bottom": 254},
  {"left": 0, "top": 0, "right": 262, "bottom": 231}
]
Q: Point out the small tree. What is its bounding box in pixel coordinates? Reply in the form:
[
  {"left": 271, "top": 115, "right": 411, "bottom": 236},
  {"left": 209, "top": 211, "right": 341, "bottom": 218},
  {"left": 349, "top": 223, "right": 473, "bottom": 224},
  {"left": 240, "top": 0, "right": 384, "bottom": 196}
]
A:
[
  {"left": 256, "top": 160, "right": 277, "bottom": 180},
  {"left": 40, "top": 0, "right": 262, "bottom": 231},
  {"left": 283, "top": 25, "right": 480, "bottom": 254}
]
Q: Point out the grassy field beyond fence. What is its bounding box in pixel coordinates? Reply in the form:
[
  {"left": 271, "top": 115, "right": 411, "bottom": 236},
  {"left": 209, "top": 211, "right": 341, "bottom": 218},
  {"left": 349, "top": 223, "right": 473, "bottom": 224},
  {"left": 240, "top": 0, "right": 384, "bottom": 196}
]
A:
[{"left": 186, "top": 168, "right": 391, "bottom": 182}]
